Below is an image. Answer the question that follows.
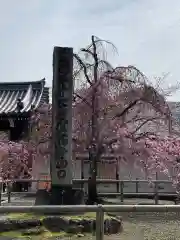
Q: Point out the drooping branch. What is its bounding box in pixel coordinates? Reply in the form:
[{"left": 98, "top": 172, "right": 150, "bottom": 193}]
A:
[
  {"left": 132, "top": 117, "right": 165, "bottom": 135},
  {"left": 73, "top": 92, "right": 92, "bottom": 108},
  {"left": 73, "top": 53, "right": 92, "bottom": 86},
  {"left": 113, "top": 100, "right": 139, "bottom": 119},
  {"left": 85, "top": 35, "right": 118, "bottom": 56}
]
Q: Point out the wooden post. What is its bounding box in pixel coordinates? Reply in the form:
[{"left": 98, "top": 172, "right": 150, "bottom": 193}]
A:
[
  {"left": 116, "top": 162, "right": 119, "bottom": 193},
  {"left": 154, "top": 172, "right": 159, "bottom": 205},
  {"left": 120, "top": 181, "right": 124, "bottom": 203},
  {"left": 96, "top": 208, "right": 104, "bottom": 240},
  {"left": 154, "top": 182, "right": 158, "bottom": 205},
  {"left": 135, "top": 178, "right": 139, "bottom": 193},
  {"left": 81, "top": 160, "right": 84, "bottom": 189},
  {"left": 7, "top": 182, "right": 11, "bottom": 203},
  {"left": 0, "top": 178, "right": 2, "bottom": 206}
]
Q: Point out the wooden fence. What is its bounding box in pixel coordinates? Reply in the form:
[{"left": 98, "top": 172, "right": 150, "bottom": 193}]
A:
[{"left": 0, "top": 179, "right": 177, "bottom": 205}]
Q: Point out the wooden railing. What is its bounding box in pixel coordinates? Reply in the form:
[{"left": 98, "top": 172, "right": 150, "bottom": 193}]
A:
[{"left": 0, "top": 178, "right": 177, "bottom": 205}]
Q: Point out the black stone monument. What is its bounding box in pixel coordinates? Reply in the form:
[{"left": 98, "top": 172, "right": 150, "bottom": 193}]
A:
[{"left": 35, "top": 47, "right": 84, "bottom": 205}]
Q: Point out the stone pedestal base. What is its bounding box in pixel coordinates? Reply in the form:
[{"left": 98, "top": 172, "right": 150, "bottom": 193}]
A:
[
  {"left": 35, "top": 189, "right": 51, "bottom": 205},
  {"left": 35, "top": 186, "right": 84, "bottom": 205}
]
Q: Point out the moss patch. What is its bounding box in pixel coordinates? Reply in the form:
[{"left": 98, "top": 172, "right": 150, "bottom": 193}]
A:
[
  {"left": 0, "top": 227, "right": 70, "bottom": 239},
  {"left": 7, "top": 212, "right": 110, "bottom": 221},
  {"left": 1, "top": 212, "right": 120, "bottom": 238}
]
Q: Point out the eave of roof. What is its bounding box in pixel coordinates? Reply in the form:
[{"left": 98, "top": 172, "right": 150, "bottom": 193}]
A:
[{"left": 0, "top": 78, "right": 47, "bottom": 116}]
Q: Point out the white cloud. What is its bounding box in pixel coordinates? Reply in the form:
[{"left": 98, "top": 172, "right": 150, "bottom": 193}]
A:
[{"left": 0, "top": 0, "right": 180, "bottom": 100}]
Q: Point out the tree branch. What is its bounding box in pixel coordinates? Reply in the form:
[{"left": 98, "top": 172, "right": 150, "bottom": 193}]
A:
[
  {"left": 134, "top": 132, "right": 157, "bottom": 141},
  {"left": 73, "top": 93, "right": 92, "bottom": 108},
  {"left": 132, "top": 117, "right": 163, "bottom": 135},
  {"left": 113, "top": 99, "right": 139, "bottom": 120},
  {"left": 73, "top": 53, "right": 92, "bottom": 86}
]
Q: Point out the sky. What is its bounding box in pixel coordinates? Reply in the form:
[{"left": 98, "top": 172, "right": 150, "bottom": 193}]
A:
[{"left": 1, "top": 0, "right": 180, "bottom": 100}]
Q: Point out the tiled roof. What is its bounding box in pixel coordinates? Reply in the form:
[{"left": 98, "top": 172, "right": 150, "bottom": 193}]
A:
[{"left": 0, "top": 78, "right": 48, "bottom": 115}]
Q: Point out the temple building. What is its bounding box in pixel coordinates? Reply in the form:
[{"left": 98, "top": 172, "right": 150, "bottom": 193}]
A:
[{"left": 0, "top": 78, "right": 49, "bottom": 141}]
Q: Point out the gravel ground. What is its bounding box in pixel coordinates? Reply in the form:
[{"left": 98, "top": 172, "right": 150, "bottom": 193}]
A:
[
  {"left": 103, "top": 197, "right": 175, "bottom": 205},
  {"left": 104, "top": 198, "right": 180, "bottom": 240}
]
